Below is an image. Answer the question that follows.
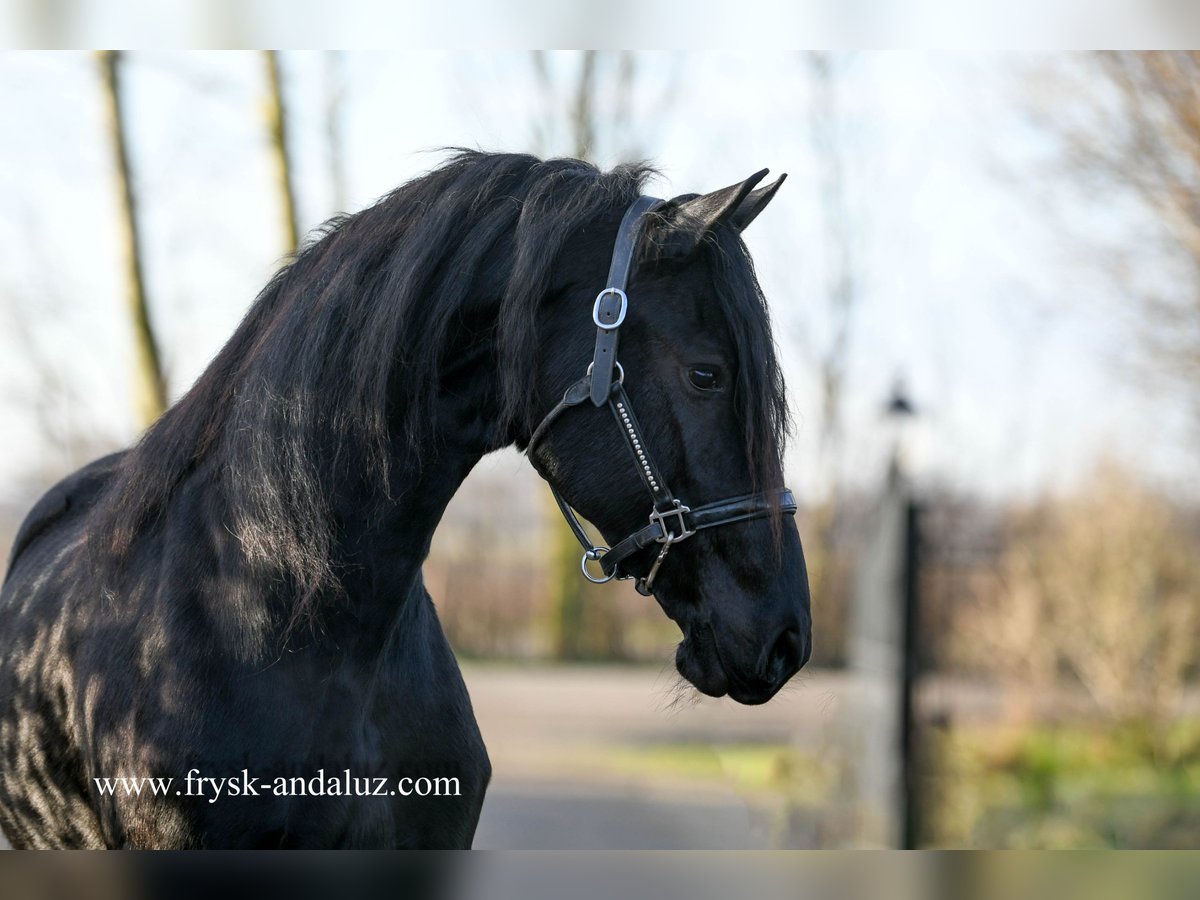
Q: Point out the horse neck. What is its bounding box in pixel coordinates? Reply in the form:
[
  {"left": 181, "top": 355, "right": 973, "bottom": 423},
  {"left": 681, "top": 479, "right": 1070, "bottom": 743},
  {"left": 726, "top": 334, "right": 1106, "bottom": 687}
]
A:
[{"left": 329, "top": 370, "right": 503, "bottom": 635}]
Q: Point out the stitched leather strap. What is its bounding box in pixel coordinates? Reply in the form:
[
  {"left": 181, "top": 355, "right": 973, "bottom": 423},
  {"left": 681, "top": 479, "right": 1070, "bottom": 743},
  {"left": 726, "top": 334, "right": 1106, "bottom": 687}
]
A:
[
  {"left": 590, "top": 195, "right": 661, "bottom": 407},
  {"left": 600, "top": 489, "right": 797, "bottom": 578},
  {"left": 550, "top": 484, "right": 593, "bottom": 551},
  {"left": 527, "top": 374, "right": 594, "bottom": 454}
]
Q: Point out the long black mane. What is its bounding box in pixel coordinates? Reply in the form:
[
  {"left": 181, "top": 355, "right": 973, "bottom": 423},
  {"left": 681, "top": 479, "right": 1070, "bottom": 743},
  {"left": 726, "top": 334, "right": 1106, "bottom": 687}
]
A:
[{"left": 90, "top": 151, "right": 789, "bottom": 618}]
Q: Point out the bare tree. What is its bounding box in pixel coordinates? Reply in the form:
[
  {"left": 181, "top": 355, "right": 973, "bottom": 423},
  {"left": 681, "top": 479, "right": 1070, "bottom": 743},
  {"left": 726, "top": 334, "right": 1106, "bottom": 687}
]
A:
[
  {"left": 529, "top": 51, "right": 659, "bottom": 165},
  {"left": 3, "top": 276, "right": 118, "bottom": 484},
  {"left": 97, "top": 51, "right": 167, "bottom": 428},
  {"left": 805, "top": 52, "right": 861, "bottom": 483},
  {"left": 797, "top": 53, "right": 867, "bottom": 666},
  {"left": 264, "top": 50, "right": 300, "bottom": 254},
  {"left": 1038, "top": 52, "right": 1200, "bottom": 430},
  {"left": 325, "top": 51, "right": 349, "bottom": 214}
]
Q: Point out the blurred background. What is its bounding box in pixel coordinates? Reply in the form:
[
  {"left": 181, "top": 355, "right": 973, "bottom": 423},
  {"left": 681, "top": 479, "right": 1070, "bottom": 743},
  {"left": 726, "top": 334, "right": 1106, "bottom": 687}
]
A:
[{"left": 1, "top": 50, "right": 1198, "bottom": 849}]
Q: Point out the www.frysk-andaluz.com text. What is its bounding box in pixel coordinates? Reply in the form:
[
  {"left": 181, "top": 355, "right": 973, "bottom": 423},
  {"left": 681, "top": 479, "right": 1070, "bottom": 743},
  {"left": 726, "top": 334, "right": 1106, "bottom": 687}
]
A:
[{"left": 93, "top": 769, "right": 461, "bottom": 803}]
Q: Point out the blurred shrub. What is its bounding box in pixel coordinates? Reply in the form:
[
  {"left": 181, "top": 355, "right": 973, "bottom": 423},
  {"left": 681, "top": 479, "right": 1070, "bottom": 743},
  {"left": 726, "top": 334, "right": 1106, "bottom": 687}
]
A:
[
  {"left": 801, "top": 498, "right": 857, "bottom": 669},
  {"left": 948, "top": 461, "right": 1200, "bottom": 734},
  {"left": 426, "top": 468, "right": 681, "bottom": 662}
]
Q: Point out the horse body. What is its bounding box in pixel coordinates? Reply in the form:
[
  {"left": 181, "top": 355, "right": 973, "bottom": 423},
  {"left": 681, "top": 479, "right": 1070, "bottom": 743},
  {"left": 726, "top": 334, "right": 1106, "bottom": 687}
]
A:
[
  {"left": 0, "top": 151, "right": 809, "bottom": 848},
  {"left": 0, "top": 399, "right": 492, "bottom": 848}
]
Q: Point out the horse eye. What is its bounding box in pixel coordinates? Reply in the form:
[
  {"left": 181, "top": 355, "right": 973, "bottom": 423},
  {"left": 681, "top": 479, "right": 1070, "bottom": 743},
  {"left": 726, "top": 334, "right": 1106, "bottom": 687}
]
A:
[{"left": 688, "top": 368, "right": 721, "bottom": 391}]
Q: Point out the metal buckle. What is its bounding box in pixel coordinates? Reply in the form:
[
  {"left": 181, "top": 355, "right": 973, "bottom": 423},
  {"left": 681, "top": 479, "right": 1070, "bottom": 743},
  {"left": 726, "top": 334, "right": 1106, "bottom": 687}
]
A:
[
  {"left": 585, "top": 360, "right": 624, "bottom": 385},
  {"left": 592, "top": 287, "right": 628, "bottom": 330},
  {"left": 649, "top": 500, "right": 694, "bottom": 545},
  {"left": 581, "top": 546, "right": 615, "bottom": 583},
  {"left": 637, "top": 502, "right": 693, "bottom": 595}
]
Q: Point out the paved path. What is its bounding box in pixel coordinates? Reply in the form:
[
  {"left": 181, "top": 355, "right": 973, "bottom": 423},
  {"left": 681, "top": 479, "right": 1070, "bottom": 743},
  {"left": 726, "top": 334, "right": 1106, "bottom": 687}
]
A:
[
  {"left": 461, "top": 663, "right": 848, "bottom": 781},
  {"left": 461, "top": 664, "right": 835, "bottom": 849},
  {"left": 474, "top": 778, "right": 770, "bottom": 850}
]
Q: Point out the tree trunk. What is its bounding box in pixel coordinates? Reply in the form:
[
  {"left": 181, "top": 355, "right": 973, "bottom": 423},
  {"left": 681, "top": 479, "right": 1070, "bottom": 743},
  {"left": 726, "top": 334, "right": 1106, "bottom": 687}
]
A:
[
  {"left": 264, "top": 50, "right": 300, "bottom": 254},
  {"left": 97, "top": 50, "right": 167, "bottom": 429}
]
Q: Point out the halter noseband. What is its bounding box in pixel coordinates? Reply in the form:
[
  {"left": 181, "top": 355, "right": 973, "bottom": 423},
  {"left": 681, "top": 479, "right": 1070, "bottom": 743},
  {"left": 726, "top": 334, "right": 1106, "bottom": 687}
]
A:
[{"left": 526, "top": 196, "right": 797, "bottom": 596}]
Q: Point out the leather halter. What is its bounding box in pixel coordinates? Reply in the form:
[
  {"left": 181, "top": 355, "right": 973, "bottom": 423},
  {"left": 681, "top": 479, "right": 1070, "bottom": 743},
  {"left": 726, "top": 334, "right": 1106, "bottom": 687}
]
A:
[{"left": 526, "top": 196, "right": 797, "bottom": 596}]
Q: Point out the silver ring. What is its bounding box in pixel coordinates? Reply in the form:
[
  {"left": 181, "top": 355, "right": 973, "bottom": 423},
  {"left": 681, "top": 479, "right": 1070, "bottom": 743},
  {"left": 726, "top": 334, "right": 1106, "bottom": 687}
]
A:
[
  {"left": 585, "top": 360, "right": 624, "bottom": 384},
  {"left": 581, "top": 547, "right": 615, "bottom": 583},
  {"left": 592, "top": 288, "right": 628, "bottom": 329}
]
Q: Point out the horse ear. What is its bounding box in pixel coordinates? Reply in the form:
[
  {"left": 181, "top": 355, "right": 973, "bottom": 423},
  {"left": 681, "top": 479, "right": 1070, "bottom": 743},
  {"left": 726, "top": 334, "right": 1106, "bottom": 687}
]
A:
[
  {"left": 729, "top": 173, "right": 786, "bottom": 232},
  {"left": 653, "top": 168, "right": 772, "bottom": 257}
]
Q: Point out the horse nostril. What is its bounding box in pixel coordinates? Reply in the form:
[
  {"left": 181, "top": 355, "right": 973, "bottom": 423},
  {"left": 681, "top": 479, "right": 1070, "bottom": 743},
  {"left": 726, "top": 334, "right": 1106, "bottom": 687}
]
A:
[{"left": 766, "top": 625, "right": 802, "bottom": 679}]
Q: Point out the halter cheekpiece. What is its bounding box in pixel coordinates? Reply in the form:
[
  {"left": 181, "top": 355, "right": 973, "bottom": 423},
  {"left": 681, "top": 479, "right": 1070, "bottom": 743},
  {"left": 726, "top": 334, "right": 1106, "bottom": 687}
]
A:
[{"left": 527, "top": 196, "right": 797, "bottom": 596}]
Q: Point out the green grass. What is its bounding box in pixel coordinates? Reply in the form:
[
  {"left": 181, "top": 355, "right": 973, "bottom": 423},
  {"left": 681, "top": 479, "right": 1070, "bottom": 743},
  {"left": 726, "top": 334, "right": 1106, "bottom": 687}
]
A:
[
  {"left": 927, "top": 719, "right": 1200, "bottom": 848},
  {"left": 580, "top": 742, "right": 836, "bottom": 803}
]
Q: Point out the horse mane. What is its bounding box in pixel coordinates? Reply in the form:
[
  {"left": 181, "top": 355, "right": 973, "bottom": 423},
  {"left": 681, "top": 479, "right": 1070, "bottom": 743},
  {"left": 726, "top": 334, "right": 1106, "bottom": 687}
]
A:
[{"left": 90, "top": 150, "right": 788, "bottom": 620}]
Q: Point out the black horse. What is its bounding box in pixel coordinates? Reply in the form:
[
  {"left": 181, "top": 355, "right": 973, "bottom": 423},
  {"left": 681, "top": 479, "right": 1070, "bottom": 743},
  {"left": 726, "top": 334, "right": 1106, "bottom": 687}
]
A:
[{"left": 0, "top": 151, "right": 811, "bottom": 849}]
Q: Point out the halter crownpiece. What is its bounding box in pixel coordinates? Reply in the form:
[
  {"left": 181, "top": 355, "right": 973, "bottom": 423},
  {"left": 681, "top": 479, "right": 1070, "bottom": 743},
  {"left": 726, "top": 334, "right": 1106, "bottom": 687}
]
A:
[
  {"left": 527, "top": 196, "right": 797, "bottom": 596},
  {"left": 589, "top": 194, "right": 661, "bottom": 407}
]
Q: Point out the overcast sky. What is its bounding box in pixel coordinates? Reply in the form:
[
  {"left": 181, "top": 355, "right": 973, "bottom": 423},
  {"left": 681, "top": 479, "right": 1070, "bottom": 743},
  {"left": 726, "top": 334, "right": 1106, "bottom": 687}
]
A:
[{"left": 0, "top": 51, "right": 1193, "bottom": 506}]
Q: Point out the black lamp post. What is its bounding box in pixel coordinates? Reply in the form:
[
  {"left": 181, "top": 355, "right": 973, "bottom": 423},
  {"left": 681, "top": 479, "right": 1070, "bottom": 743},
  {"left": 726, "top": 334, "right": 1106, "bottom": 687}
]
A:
[
  {"left": 884, "top": 376, "right": 921, "bottom": 849},
  {"left": 885, "top": 377, "right": 917, "bottom": 484}
]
